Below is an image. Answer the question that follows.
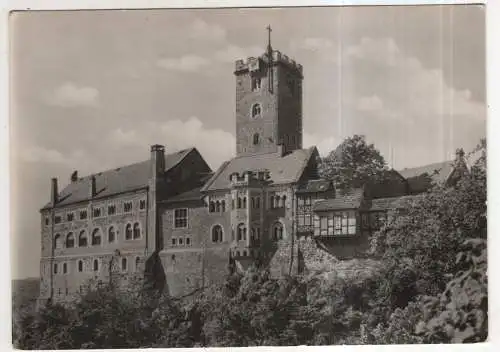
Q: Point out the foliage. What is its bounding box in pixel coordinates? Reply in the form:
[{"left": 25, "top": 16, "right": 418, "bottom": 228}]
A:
[{"left": 319, "top": 134, "right": 388, "bottom": 189}]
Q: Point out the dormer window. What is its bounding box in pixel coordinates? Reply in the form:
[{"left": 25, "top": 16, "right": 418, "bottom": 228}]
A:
[
  {"left": 251, "top": 77, "right": 261, "bottom": 92},
  {"left": 251, "top": 103, "right": 262, "bottom": 118}
]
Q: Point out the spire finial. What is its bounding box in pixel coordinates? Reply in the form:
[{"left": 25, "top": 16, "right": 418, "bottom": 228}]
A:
[{"left": 266, "top": 25, "right": 272, "bottom": 52}]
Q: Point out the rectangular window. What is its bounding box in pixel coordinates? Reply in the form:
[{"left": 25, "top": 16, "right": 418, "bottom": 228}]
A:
[
  {"left": 80, "top": 210, "right": 87, "bottom": 220},
  {"left": 139, "top": 199, "right": 146, "bottom": 210},
  {"left": 45, "top": 217, "right": 49, "bottom": 225},
  {"left": 174, "top": 208, "right": 188, "bottom": 228},
  {"left": 66, "top": 212, "right": 74, "bottom": 222},
  {"left": 171, "top": 237, "right": 177, "bottom": 246},
  {"left": 178, "top": 237, "right": 184, "bottom": 246},
  {"left": 124, "top": 201, "right": 133, "bottom": 213},
  {"left": 54, "top": 215, "right": 61, "bottom": 224},
  {"left": 108, "top": 204, "right": 116, "bottom": 215},
  {"left": 298, "top": 216, "right": 305, "bottom": 226},
  {"left": 298, "top": 197, "right": 305, "bottom": 206},
  {"left": 93, "top": 207, "right": 102, "bottom": 218}
]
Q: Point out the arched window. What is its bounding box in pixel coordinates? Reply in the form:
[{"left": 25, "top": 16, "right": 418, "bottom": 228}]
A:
[
  {"left": 78, "top": 231, "right": 88, "bottom": 247},
  {"left": 237, "top": 223, "right": 246, "bottom": 241},
  {"left": 125, "top": 223, "right": 132, "bottom": 240},
  {"left": 251, "top": 103, "right": 262, "bottom": 118},
  {"left": 253, "top": 133, "right": 260, "bottom": 145},
  {"left": 237, "top": 197, "right": 242, "bottom": 209},
  {"left": 54, "top": 234, "right": 62, "bottom": 249},
  {"left": 63, "top": 262, "right": 68, "bottom": 274},
  {"left": 216, "top": 201, "right": 221, "bottom": 212},
  {"left": 274, "top": 196, "right": 281, "bottom": 208},
  {"left": 133, "top": 222, "right": 141, "bottom": 239},
  {"left": 121, "top": 258, "right": 127, "bottom": 272},
  {"left": 281, "top": 195, "right": 287, "bottom": 208},
  {"left": 53, "top": 263, "right": 58, "bottom": 275},
  {"left": 209, "top": 202, "right": 215, "bottom": 213},
  {"left": 212, "top": 225, "right": 223, "bottom": 243},
  {"left": 236, "top": 251, "right": 241, "bottom": 257},
  {"left": 91, "top": 228, "right": 101, "bottom": 246},
  {"left": 243, "top": 250, "right": 247, "bottom": 257},
  {"left": 108, "top": 226, "right": 116, "bottom": 243},
  {"left": 272, "top": 222, "right": 284, "bottom": 241},
  {"left": 135, "top": 257, "right": 141, "bottom": 271},
  {"left": 78, "top": 260, "right": 84, "bottom": 272},
  {"left": 242, "top": 197, "right": 247, "bottom": 209},
  {"left": 93, "top": 259, "right": 99, "bottom": 272},
  {"left": 66, "top": 233, "right": 75, "bottom": 248}
]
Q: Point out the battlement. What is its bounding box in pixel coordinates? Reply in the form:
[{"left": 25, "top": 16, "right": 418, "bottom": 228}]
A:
[
  {"left": 234, "top": 50, "right": 303, "bottom": 75},
  {"left": 229, "top": 169, "right": 272, "bottom": 187}
]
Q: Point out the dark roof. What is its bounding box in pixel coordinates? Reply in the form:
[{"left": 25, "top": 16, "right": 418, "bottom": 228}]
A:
[
  {"left": 201, "top": 147, "right": 317, "bottom": 192},
  {"left": 368, "top": 195, "right": 424, "bottom": 211},
  {"left": 42, "top": 148, "right": 194, "bottom": 210},
  {"left": 163, "top": 186, "right": 205, "bottom": 203},
  {"left": 398, "top": 161, "right": 454, "bottom": 183},
  {"left": 296, "top": 179, "right": 333, "bottom": 194},
  {"left": 313, "top": 188, "right": 364, "bottom": 212}
]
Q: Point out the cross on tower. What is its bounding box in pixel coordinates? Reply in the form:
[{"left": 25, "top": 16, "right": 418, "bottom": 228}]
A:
[{"left": 266, "top": 25, "right": 272, "bottom": 50}]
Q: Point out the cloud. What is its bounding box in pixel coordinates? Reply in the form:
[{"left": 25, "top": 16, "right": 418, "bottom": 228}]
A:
[
  {"left": 46, "top": 82, "right": 99, "bottom": 107},
  {"left": 157, "top": 55, "right": 210, "bottom": 72},
  {"left": 356, "top": 95, "right": 384, "bottom": 112},
  {"left": 291, "top": 37, "right": 334, "bottom": 52},
  {"left": 303, "top": 133, "right": 338, "bottom": 156},
  {"left": 107, "top": 116, "right": 235, "bottom": 170},
  {"left": 188, "top": 18, "right": 226, "bottom": 42},
  {"left": 213, "top": 45, "right": 264, "bottom": 63}
]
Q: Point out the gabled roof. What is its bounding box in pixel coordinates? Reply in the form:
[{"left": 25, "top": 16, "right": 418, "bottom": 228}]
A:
[
  {"left": 201, "top": 147, "right": 317, "bottom": 192},
  {"left": 42, "top": 148, "right": 194, "bottom": 210},
  {"left": 313, "top": 188, "right": 364, "bottom": 212},
  {"left": 368, "top": 195, "right": 424, "bottom": 211},
  {"left": 296, "top": 179, "right": 333, "bottom": 194},
  {"left": 398, "top": 160, "right": 455, "bottom": 183}
]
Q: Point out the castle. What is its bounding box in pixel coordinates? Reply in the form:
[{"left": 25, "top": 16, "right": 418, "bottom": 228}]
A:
[{"left": 38, "top": 30, "right": 469, "bottom": 304}]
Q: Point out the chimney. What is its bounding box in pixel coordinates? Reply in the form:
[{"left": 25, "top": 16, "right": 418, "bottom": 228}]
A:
[
  {"left": 70, "top": 170, "right": 78, "bottom": 183},
  {"left": 89, "top": 175, "right": 96, "bottom": 198},
  {"left": 151, "top": 144, "right": 165, "bottom": 176},
  {"left": 51, "top": 177, "right": 58, "bottom": 206}
]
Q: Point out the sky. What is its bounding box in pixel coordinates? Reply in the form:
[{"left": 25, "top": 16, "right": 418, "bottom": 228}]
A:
[{"left": 9, "top": 5, "right": 486, "bottom": 279}]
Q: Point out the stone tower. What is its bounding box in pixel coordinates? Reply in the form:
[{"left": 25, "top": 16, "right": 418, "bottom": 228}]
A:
[{"left": 234, "top": 27, "right": 303, "bottom": 156}]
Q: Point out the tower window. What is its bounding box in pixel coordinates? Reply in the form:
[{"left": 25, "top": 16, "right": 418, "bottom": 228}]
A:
[
  {"left": 253, "top": 133, "right": 260, "bottom": 145},
  {"left": 212, "top": 225, "right": 223, "bottom": 243},
  {"left": 251, "top": 103, "right": 262, "bottom": 118},
  {"left": 252, "top": 77, "right": 261, "bottom": 92}
]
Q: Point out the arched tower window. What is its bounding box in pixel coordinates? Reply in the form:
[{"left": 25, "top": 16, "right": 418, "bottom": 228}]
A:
[
  {"left": 125, "top": 223, "right": 132, "bottom": 240},
  {"left": 66, "top": 232, "right": 75, "bottom": 248},
  {"left": 133, "top": 222, "right": 141, "bottom": 239},
  {"left": 91, "top": 228, "right": 101, "bottom": 246},
  {"left": 237, "top": 223, "right": 246, "bottom": 241},
  {"left": 212, "top": 225, "right": 223, "bottom": 243},
  {"left": 251, "top": 103, "right": 262, "bottom": 118},
  {"left": 78, "top": 230, "right": 88, "bottom": 247},
  {"left": 272, "top": 222, "right": 284, "bottom": 241},
  {"left": 253, "top": 133, "right": 260, "bottom": 145}
]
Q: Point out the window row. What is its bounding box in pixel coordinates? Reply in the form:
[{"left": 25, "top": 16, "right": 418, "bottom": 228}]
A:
[
  {"left": 53, "top": 222, "right": 142, "bottom": 249},
  {"left": 208, "top": 200, "right": 226, "bottom": 213},
  {"left": 49, "top": 199, "right": 146, "bottom": 225},
  {"left": 230, "top": 223, "right": 283, "bottom": 242},
  {"left": 171, "top": 236, "right": 192, "bottom": 247},
  {"left": 231, "top": 248, "right": 260, "bottom": 258},
  {"left": 315, "top": 211, "right": 357, "bottom": 236},
  {"left": 270, "top": 195, "right": 287, "bottom": 209},
  {"left": 231, "top": 197, "right": 248, "bottom": 210},
  {"left": 53, "top": 256, "right": 141, "bottom": 275}
]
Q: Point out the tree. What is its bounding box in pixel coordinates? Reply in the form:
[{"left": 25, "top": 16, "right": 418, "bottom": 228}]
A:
[{"left": 319, "top": 135, "right": 387, "bottom": 189}]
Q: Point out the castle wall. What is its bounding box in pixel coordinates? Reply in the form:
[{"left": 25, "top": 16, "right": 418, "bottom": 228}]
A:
[{"left": 39, "top": 189, "right": 149, "bottom": 302}]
